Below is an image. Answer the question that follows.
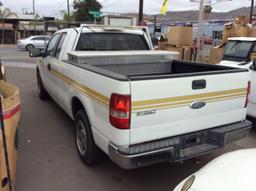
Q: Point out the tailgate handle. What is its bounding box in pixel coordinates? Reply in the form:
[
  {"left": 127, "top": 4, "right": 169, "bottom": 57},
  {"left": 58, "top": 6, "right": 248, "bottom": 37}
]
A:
[{"left": 192, "top": 79, "right": 206, "bottom": 90}]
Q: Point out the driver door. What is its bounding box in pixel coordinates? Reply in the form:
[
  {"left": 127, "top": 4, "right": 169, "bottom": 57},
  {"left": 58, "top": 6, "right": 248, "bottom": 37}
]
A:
[{"left": 40, "top": 33, "right": 62, "bottom": 101}]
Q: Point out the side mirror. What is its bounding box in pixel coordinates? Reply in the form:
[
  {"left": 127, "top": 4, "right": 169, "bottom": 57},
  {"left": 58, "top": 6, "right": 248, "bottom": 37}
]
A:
[{"left": 29, "top": 48, "right": 44, "bottom": 57}]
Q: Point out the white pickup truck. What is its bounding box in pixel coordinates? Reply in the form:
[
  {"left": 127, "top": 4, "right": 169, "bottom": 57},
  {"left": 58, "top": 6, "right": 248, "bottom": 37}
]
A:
[
  {"left": 29, "top": 25, "right": 251, "bottom": 169},
  {"left": 219, "top": 37, "right": 256, "bottom": 118}
]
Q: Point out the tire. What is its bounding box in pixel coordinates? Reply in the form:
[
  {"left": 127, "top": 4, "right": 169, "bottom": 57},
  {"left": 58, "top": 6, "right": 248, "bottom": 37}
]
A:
[
  {"left": 75, "top": 110, "right": 102, "bottom": 166},
  {"left": 26, "top": 44, "right": 34, "bottom": 51},
  {"left": 37, "top": 70, "right": 49, "bottom": 100}
]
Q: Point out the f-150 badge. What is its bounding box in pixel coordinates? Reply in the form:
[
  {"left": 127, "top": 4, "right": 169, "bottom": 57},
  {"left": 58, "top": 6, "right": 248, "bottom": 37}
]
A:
[{"left": 190, "top": 101, "right": 206, "bottom": 109}]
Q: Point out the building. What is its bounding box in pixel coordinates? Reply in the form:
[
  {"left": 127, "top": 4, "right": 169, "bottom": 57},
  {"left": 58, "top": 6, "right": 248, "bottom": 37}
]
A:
[{"left": 148, "top": 19, "right": 233, "bottom": 43}]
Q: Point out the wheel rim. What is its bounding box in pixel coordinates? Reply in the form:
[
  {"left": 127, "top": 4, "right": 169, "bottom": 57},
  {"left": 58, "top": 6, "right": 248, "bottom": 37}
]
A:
[
  {"left": 76, "top": 120, "right": 87, "bottom": 156},
  {"left": 27, "top": 45, "right": 33, "bottom": 50}
]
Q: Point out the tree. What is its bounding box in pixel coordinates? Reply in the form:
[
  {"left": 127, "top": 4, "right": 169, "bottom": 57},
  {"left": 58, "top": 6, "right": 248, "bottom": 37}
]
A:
[
  {"left": 29, "top": 14, "right": 40, "bottom": 35},
  {"left": 63, "top": 12, "right": 74, "bottom": 22},
  {"left": 73, "top": 0, "right": 102, "bottom": 22},
  {"left": 0, "top": 8, "right": 18, "bottom": 44}
]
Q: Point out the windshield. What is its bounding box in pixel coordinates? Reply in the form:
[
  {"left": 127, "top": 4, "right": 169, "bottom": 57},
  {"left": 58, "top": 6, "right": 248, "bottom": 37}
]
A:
[
  {"left": 76, "top": 33, "right": 150, "bottom": 51},
  {"left": 223, "top": 41, "right": 254, "bottom": 62}
]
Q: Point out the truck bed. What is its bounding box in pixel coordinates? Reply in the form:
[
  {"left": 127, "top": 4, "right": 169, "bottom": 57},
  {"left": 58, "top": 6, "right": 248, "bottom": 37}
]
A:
[
  {"left": 95, "top": 60, "right": 242, "bottom": 78},
  {"left": 67, "top": 51, "right": 247, "bottom": 81}
]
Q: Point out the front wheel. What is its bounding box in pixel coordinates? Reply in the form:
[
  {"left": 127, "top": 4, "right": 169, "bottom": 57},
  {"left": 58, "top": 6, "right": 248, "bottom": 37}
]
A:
[
  {"left": 26, "top": 44, "right": 34, "bottom": 51},
  {"left": 37, "top": 70, "right": 49, "bottom": 100},
  {"left": 75, "top": 110, "right": 102, "bottom": 166}
]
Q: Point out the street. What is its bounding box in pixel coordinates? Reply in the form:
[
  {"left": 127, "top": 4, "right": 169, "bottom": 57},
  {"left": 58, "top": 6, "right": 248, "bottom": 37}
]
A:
[{"left": 1, "top": 47, "right": 256, "bottom": 191}]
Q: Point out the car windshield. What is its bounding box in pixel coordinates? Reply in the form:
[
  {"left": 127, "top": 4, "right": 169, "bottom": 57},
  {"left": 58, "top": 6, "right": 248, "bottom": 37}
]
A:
[
  {"left": 76, "top": 32, "right": 150, "bottom": 51},
  {"left": 223, "top": 40, "right": 254, "bottom": 62}
]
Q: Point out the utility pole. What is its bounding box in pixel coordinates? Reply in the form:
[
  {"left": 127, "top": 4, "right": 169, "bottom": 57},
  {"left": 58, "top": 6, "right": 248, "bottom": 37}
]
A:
[
  {"left": 139, "top": 0, "right": 143, "bottom": 25},
  {"left": 197, "top": 0, "right": 204, "bottom": 61},
  {"left": 67, "top": 0, "right": 70, "bottom": 16},
  {"left": 32, "top": 0, "right": 35, "bottom": 14},
  {"left": 250, "top": 0, "right": 254, "bottom": 24}
]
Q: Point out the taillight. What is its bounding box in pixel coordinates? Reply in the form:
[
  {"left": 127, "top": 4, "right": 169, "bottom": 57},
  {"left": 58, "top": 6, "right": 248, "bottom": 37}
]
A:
[
  {"left": 109, "top": 93, "right": 131, "bottom": 129},
  {"left": 245, "top": 81, "right": 251, "bottom": 108}
]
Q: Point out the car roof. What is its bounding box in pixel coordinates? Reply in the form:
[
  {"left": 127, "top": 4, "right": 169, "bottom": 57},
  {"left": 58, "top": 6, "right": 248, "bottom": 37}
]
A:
[
  {"left": 30, "top": 35, "right": 50, "bottom": 38},
  {"left": 228, "top": 37, "right": 256, "bottom": 41}
]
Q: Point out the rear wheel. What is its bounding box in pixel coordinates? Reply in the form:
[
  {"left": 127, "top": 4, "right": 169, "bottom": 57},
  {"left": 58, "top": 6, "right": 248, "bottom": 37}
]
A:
[
  {"left": 75, "top": 110, "right": 102, "bottom": 166},
  {"left": 26, "top": 44, "right": 34, "bottom": 51},
  {"left": 37, "top": 70, "right": 49, "bottom": 100}
]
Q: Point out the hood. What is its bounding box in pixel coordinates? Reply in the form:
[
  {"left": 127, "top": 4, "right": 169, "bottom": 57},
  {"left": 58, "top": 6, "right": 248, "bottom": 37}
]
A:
[
  {"left": 219, "top": 60, "right": 251, "bottom": 69},
  {"left": 190, "top": 149, "right": 256, "bottom": 191}
]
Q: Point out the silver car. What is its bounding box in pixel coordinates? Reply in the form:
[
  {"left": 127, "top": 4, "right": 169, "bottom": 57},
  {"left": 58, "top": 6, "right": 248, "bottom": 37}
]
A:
[{"left": 17, "top": 35, "right": 50, "bottom": 50}]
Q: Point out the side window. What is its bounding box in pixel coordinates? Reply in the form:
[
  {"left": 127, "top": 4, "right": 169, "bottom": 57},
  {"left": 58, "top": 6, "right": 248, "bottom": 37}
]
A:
[
  {"left": 46, "top": 34, "right": 61, "bottom": 57},
  {"left": 56, "top": 33, "right": 67, "bottom": 58}
]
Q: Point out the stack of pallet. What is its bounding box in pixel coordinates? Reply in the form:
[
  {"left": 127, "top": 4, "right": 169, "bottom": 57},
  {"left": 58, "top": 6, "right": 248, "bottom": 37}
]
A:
[{"left": 158, "top": 26, "right": 194, "bottom": 61}]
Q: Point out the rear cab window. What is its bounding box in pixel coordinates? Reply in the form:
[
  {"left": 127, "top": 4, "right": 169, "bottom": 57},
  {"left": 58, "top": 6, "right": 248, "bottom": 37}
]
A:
[{"left": 76, "top": 33, "right": 150, "bottom": 51}]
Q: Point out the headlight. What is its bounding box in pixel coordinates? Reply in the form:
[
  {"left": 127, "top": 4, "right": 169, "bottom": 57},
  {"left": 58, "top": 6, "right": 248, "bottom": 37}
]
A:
[{"left": 181, "top": 175, "right": 195, "bottom": 191}]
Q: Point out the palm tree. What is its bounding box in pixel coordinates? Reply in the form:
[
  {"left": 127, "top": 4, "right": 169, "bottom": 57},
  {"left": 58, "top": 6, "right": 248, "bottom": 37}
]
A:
[{"left": 0, "top": 8, "right": 18, "bottom": 44}]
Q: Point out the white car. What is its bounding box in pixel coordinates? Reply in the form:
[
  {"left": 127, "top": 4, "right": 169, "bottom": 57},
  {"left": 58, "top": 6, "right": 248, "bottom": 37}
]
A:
[
  {"left": 173, "top": 149, "right": 256, "bottom": 191},
  {"left": 219, "top": 37, "right": 256, "bottom": 118},
  {"left": 17, "top": 35, "right": 50, "bottom": 50}
]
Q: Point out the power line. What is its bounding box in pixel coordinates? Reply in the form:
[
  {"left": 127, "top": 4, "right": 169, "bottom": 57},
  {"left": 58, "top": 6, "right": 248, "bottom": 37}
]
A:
[{"left": 103, "top": 0, "right": 120, "bottom": 9}]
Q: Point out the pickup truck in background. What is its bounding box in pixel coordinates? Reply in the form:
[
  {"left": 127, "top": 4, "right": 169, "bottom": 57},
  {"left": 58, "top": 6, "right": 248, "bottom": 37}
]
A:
[
  {"left": 29, "top": 25, "right": 251, "bottom": 169},
  {"left": 219, "top": 37, "right": 256, "bottom": 118}
]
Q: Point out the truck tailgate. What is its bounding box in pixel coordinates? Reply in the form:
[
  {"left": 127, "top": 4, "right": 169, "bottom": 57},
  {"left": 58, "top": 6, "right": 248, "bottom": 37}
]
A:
[{"left": 130, "top": 72, "right": 249, "bottom": 145}]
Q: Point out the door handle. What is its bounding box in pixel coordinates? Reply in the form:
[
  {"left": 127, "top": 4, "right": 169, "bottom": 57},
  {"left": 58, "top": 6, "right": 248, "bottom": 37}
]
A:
[
  {"left": 192, "top": 79, "right": 206, "bottom": 90},
  {"left": 47, "top": 63, "right": 51, "bottom": 71}
]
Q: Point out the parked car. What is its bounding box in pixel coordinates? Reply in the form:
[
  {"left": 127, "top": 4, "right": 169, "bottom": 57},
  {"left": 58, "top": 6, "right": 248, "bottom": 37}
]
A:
[
  {"left": 218, "top": 37, "right": 256, "bottom": 118},
  {"left": 17, "top": 35, "right": 50, "bottom": 50},
  {"left": 173, "top": 149, "right": 256, "bottom": 191},
  {"left": 29, "top": 25, "right": 251, "bottom": 169}
]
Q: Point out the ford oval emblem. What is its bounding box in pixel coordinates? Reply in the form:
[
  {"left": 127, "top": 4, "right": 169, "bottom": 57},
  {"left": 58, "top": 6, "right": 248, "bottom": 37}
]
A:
[{"left": 190, "top": 101, "right": 206, "bottom": 109}]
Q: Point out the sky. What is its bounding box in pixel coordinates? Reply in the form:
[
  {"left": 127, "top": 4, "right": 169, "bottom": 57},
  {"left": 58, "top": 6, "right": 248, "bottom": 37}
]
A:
[{"left": 1, "top": 0, "right": 252, "bottom": 17}]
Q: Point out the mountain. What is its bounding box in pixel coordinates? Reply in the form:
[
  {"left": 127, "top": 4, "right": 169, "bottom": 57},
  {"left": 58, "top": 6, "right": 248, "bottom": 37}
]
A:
[
  {"left": 120, "top": 6, "right": 256, "bottom": 23},
  {"left": 152, "top": 6, "right": 256, "bottom": 23}
]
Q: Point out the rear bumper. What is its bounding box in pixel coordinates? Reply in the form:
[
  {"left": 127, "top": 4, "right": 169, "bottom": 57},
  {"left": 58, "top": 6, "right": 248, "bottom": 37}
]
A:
[
  {"left": 109, "top": 120, "right": 251, "bottom": 169},
  {"left": 16, "top": 44, "right": 26, "bottom": 49}
]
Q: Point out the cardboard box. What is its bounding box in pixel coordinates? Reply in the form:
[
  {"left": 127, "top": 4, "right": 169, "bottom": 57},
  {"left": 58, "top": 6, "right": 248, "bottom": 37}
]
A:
[
  {"left": 234, "top": 16, "right": 248, "bottom": 26},
  {"left": 158, "top": 40, "right": 167, "bottom": 50},
  {"left": 237, "top": 27, "right": 249, "bottom": 37},
  {"left": 167, "top": 46, "right": 192, "bottom": 61},
  {"left": 208, "top": 47, "right": 224, "bottom": 64},
  {"left": 167, "top": 26, "right": 193, "bottom": 47},
  {"left": 249, "top": 26, "right": 256, "bottom": 37},
  {"left": 0, "top": 80, "right": 20, "bottom": 191},
  {"left": 221, "top": 23, "right": 237, "bottom": 44}
]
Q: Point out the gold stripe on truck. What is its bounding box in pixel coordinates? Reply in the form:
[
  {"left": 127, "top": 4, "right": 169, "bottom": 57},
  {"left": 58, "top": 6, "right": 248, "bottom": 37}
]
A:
[
  {"left": 50, "top": 68, "right": 110, "bottom": 107},
  {"left": 132, "top": 88, "right": 247, "bottom": 111},
  {"left": 49, "top": 68, "right": 247, "bottom": 111}
]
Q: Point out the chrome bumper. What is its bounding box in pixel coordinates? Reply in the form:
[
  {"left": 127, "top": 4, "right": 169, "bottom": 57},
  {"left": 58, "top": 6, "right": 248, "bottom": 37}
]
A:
[{"left": 109, "top": 120, "right": 251, "bottom": 169}]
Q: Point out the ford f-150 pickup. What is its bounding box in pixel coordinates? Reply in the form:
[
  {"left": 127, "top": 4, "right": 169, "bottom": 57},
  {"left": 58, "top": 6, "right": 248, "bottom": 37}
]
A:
[{"left": 29, "top": 25, "right": 251, "bottom": 169}]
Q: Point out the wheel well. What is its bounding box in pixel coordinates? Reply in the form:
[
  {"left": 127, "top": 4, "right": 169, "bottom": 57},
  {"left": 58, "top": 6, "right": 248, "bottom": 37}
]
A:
[
  {"left": 71, "top": 97, "right": 85, "bottom": 118},
  {"left": 26, "top": 44, "right": 34, "bottom": 47}
]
